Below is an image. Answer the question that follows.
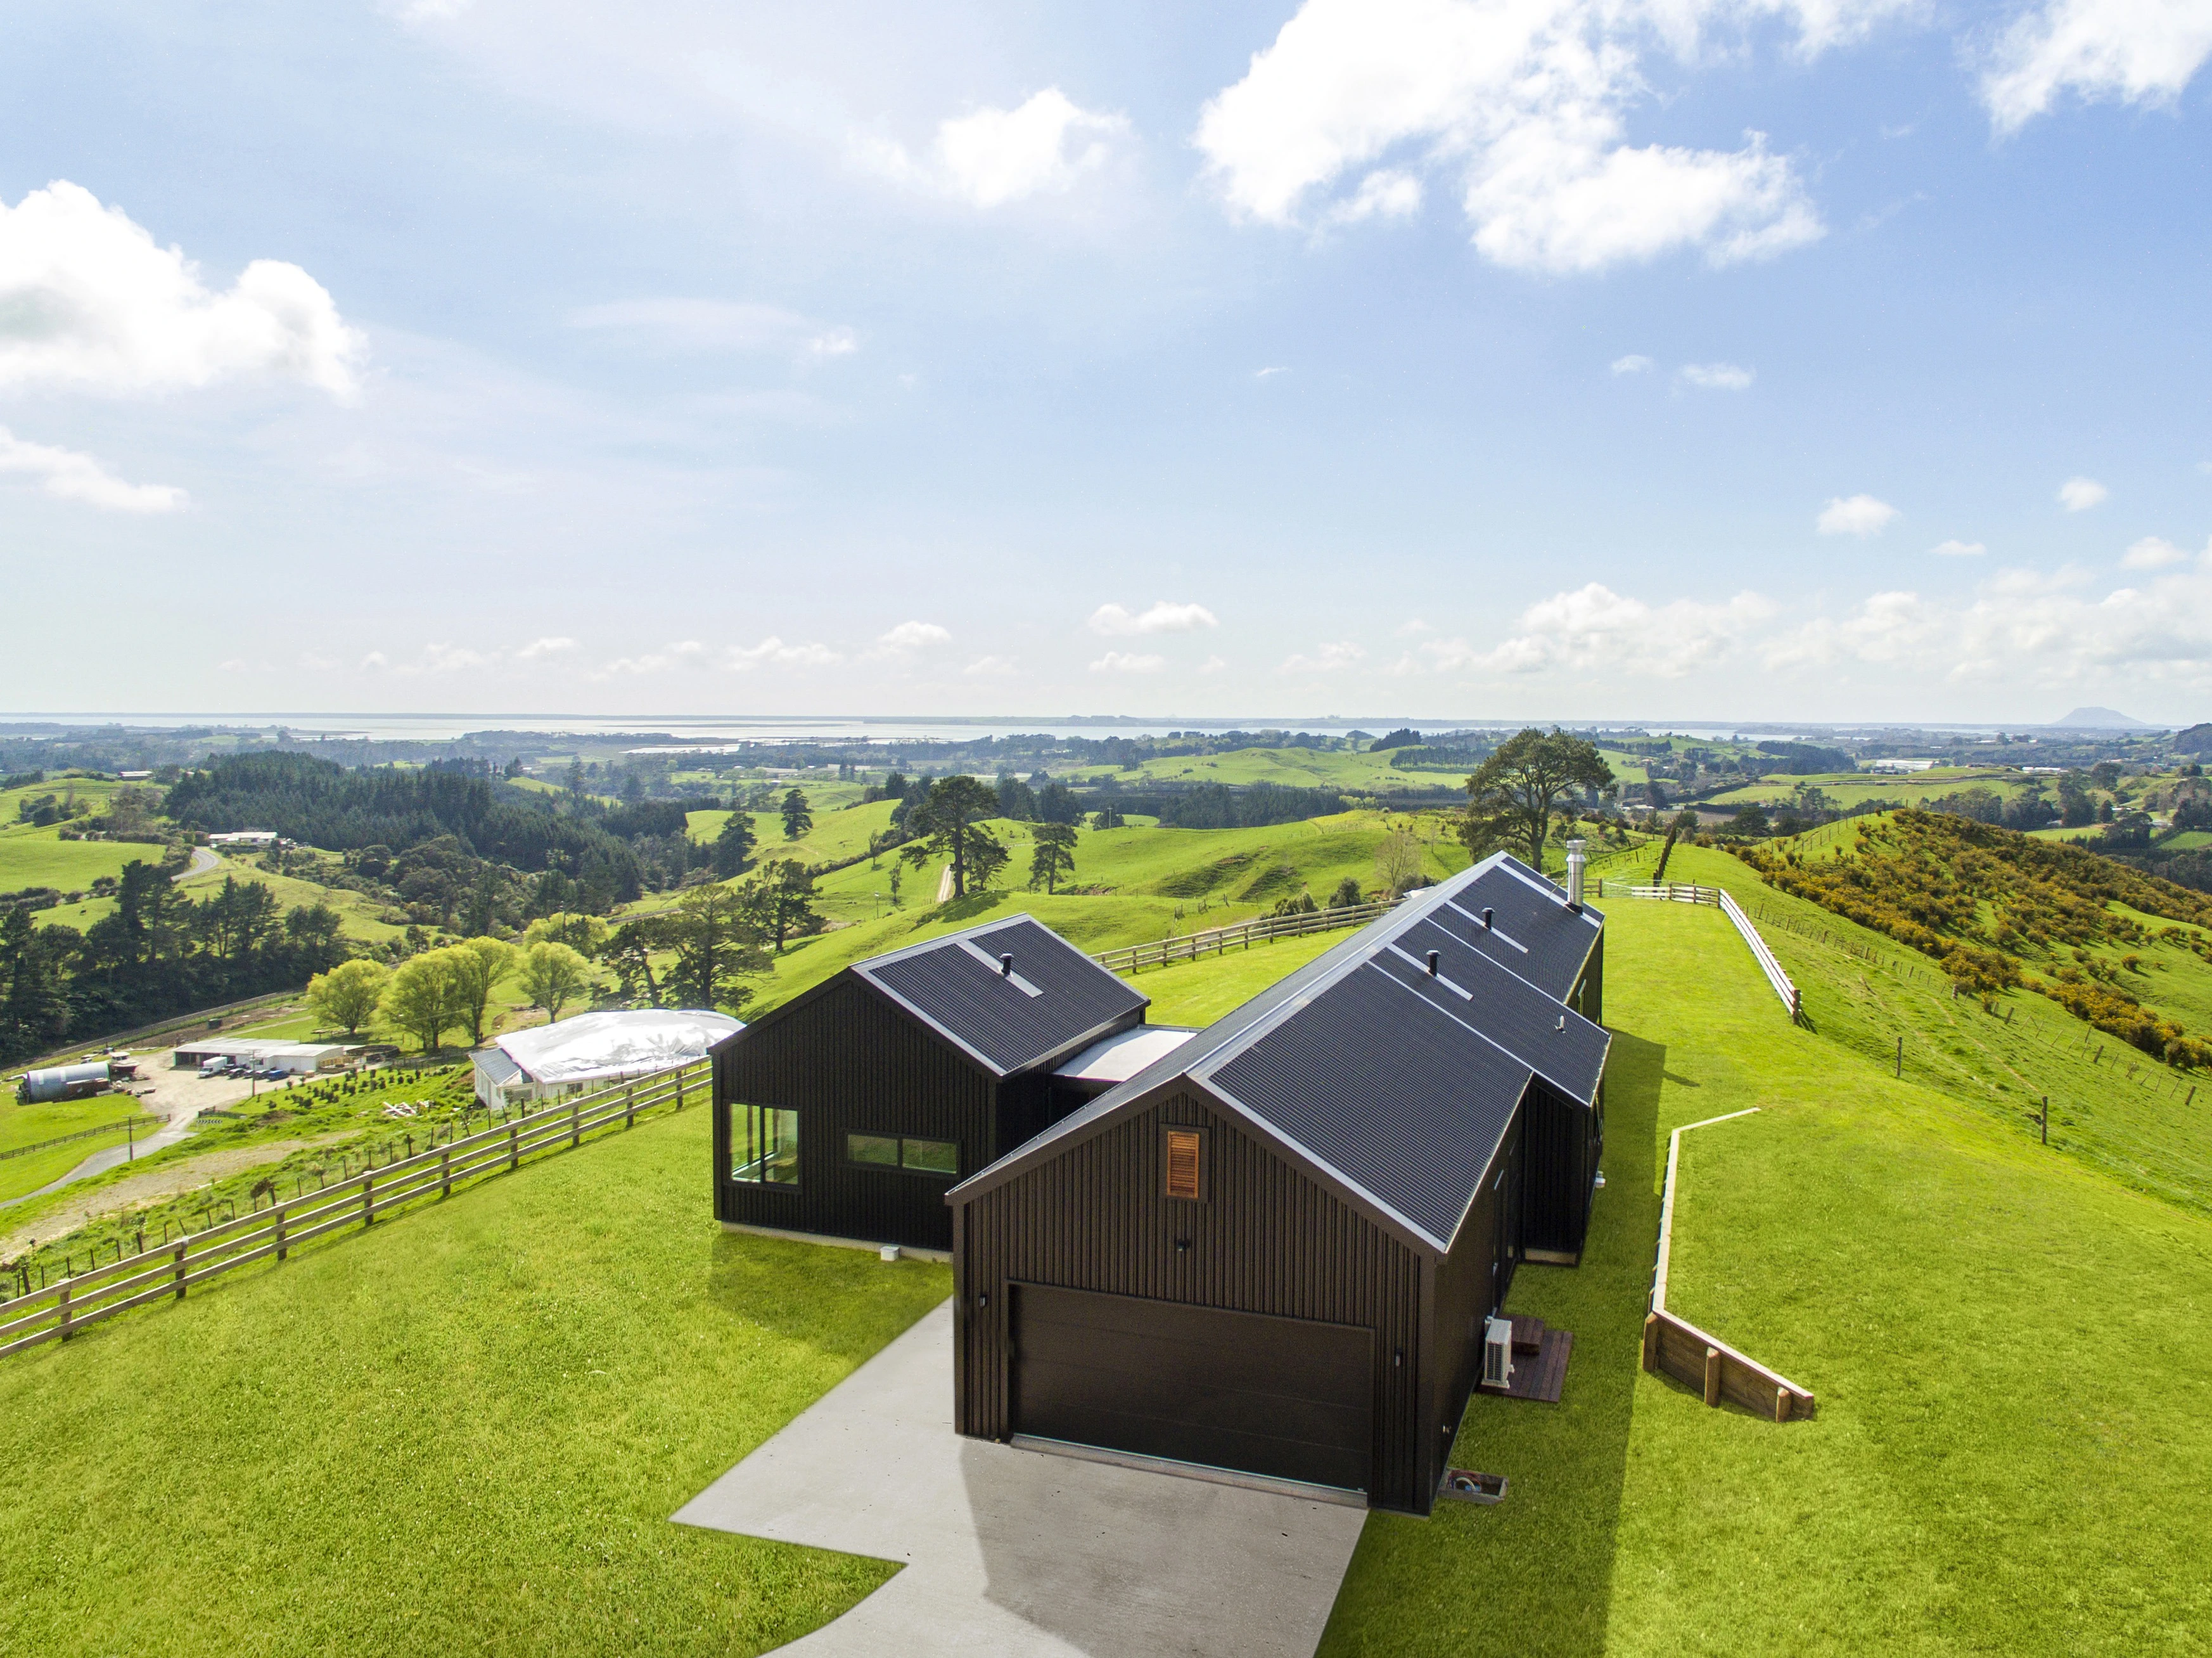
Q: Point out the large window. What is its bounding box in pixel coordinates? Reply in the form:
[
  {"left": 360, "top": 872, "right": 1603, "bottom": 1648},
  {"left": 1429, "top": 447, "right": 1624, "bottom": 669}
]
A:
[
  {"left": 732, "top": 1105, "right": 800, "bottom": 1185},
  {"left": 847, "top": 1133, "right": 957, "bottom": 1176}
]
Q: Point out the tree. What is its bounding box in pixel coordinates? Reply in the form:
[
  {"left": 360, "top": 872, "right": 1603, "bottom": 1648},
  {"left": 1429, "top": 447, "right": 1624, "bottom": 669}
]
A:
[
  {"left": 900, "top": 777, "right": 1008, "bottom": 899},
  {"left": 1027, "top": 821, "right": 1078, "bottom": 894},
  {"left": 516, "top": 940, "right": 594, "bottom": 1024},
  {"left": 1729, "top": 804, "right": 1772, "bottom": 837},
  {"left": 447, "top": 936, "right": 517, "bottom": 1045},
  {"left": 741, "top": 859, "right": 822, "bottom": 951},
  {"left": 1461, "top": 728, "right": 1616, "bottom": 870},
  {"left": 306, "top": 958, "right": 389, "bottom": 1037},
  {"left": 605, "top": 915, "right": 677, "bottom": 1006},
  {"left": 1037, "top": 781, "right": 1082, "bottom": 825},
  {"left": 1374, "top": 822, "right": 1424, "bottom": 895},
  {"left": 713, "top": 811, "right": 758, "bottom": 877},
  {"left": 781, "top": 788, "right": 813, "bottom": 840},
  {"left": 1328, "top": 875, "right": 1364, "bottom": 908},
  {"left": 524, "top": 911, "right": 609, "bottom": 959},
  {"left": 1089, "top": 802, "right": 1127, "bottom": 831},
  {"left": 665, "top": 884, "right": 770, "bottom": 1011},
  {"left": 385, "top": 949, "right": 466, "bottom": 1051},
  {"left": 996, "top": 773, "right": 1037, "bottom": 821},
  {"left": 0, "top": 907, "right": 72, "bottom": 1063}
]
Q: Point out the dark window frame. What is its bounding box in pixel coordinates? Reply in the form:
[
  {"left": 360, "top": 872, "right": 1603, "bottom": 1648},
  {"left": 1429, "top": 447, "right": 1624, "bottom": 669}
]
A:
[
  {"left": 731, "top": 1102, "right": 802, "bottom": 1189},
  {"left": 845, "top": 1131, "right": 960, "bottom": 1178}
]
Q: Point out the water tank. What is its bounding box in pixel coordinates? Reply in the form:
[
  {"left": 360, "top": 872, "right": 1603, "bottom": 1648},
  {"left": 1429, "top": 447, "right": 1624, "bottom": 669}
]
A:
[{"left": 17, "top": 1060, "right": 114, "bottom": 1103}]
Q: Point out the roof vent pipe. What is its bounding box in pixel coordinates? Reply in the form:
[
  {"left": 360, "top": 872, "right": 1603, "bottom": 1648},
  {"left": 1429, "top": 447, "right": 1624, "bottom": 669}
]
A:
[
  {"left": 1482, "top": 907, "right": 1494, "bottom": 930},
  {"left": 1426, "top": 949, "right": 1440, "bottom": 977},
  {"left": 1564, "top": 838, "right": 1587, "bottom": 911},
  {"left": 999, "top": 953, "right": 1014, "bottom": 977}
]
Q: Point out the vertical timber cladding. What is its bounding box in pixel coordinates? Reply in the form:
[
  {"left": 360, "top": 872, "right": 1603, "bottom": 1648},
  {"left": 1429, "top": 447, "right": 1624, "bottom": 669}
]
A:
[
  {"left": 1521, "top": 1079, "right": 1595, "bottom": 1262},
  {"left": 715, "top": 979, "right": 995, "bottom": 1251},
  {"left": 956, "top": 1089, "right": 1435, "bottom": 1512}
]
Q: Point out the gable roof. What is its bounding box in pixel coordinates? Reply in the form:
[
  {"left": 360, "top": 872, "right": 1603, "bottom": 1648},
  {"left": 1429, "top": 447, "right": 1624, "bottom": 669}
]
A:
[
  {"left": 947, "top": 853, "right": 1608, "bottom": 1256},
  {"left": 845, "top": 913, "right": 1149, "bottom": 1078}
]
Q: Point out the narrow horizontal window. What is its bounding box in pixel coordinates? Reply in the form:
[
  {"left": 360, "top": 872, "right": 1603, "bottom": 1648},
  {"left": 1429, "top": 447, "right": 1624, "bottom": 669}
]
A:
[
  {"left": 847, "top": 1133, "right": 900, "bottom": 1167},
  {"left": 901, "top": 1137, "right": 957, "bottom": 1174},
  {"left": 847, "top": 1133, "right": 959, "bottom": 1177}
]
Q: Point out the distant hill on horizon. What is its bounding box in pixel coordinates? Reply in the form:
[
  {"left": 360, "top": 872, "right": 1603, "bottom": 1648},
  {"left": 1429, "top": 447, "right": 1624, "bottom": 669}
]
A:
[{"left": 2050, "top": 705, "right": 2155, "bottom": 729}]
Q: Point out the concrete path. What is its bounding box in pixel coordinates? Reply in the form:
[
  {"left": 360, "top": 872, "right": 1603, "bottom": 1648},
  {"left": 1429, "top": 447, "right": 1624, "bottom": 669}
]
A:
[{"left": 674, "top": 1299, "right": 1368, "bottom": 1657}]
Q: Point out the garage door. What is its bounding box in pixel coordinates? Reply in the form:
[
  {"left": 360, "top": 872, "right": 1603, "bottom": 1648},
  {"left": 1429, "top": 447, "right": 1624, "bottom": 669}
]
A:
[{"left": 1010, "top": 1283, "right": 1373, "bottom": 1494}]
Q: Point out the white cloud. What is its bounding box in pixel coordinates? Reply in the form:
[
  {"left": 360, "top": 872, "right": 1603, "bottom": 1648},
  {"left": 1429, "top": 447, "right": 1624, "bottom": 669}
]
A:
[
  {"left": 1931, "top": 539, "right": 1988, "bottom": 557},
  {"left": 1280, "top": 640, "right": 1366, "bottom": 672},
  {"left": 1611, "top": 354, "right": 1654, "bottom": 374},
  {"left": 1680, "top": 361, "right": 1754, "bottom": 390},
  {"left": 2060, "top": 475, "right": 2109, "bottom": 511},
  {"left": 724, "top": 636, "right": 840, "bottom": 671},
  {"left": 1459, "top": 582, "right": 1776, "bottom": 677},
  {"left": 2122, "top": 535, "right": 2190, "bottom": 570},
  {"left": 0, "top": 181, "right": 363, "bottom": 397},
  {"left": 1194, "top": 0, "right": 1847, "bottom": 273},
  {"left": 1197, "top": 655, "right": 1229, "bottom": 674},
  {"left": 1255, "top": 365, "right": 1292, "bottom": 379},
  {"left": 963, "top": 654, "right": 1020, "bottom": 677},
  {"left": 569, "top": 299, "right": 858, "bottom": 359},
  {"left": 1087, "top": 600, "right": 1220, "bottom": 636},
  {"left": 1395, "top": 617, "right": 1435, "bottom": 636},
  {"left": 1985, "top": 0, "right": 2212, "bottom": 133},
  {"left": 866, "top": 89, "right": 1127, "bottom": 208},
  {"left": 1818, "top": 494, "right": 1899, "bottom": 536},
  {"left": 1089, "top": 650, "right": 1166, "bottom": 673},
  {"left": 515, "top": 636, "right": 578, "bottom": 660},
  {"left": 0, "top": 427, "right": 185, "bottom": 512},
  {"left": 1324, "top": 169, "right": 1424, "bottom": 225},
  {"left": 594, "top": 639, "right": 706, "bottom": 678},
  {"left": 873, "top": 620, "right": 954, "bottom": 657},
  {"left": 360, "top": 651, "right": 389, "bottom": 671}
]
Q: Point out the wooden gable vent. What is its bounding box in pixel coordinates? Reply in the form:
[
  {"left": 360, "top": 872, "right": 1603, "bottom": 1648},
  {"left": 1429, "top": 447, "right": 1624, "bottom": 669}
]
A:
[{"left": 1164, "top": 1129, "right": 1204, "bottom": 1201}]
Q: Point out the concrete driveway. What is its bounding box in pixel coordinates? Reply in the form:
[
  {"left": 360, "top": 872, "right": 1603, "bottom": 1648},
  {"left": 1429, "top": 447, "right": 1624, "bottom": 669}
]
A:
[{"left": 674, "top": 1297, "right": 1369, "bottom": 1657}]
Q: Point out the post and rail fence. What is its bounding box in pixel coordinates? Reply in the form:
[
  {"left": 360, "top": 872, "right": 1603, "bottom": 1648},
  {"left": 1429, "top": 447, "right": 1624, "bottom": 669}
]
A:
[
  {"left": 0, "top": 1057, "right": 710, "bottom": 1361},
  {"left": 1090, "top": 897, "right": 1402, "bottom": 975},
  {"left": 1609, "top": 881, "right": 1803, "bottom": 1024}
]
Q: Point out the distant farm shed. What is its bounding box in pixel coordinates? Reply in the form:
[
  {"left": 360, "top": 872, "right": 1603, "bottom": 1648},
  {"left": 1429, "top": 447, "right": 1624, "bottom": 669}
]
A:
[
  {"left": 473, "top": 1008, "right": 741, "bottom": 1110},
  {"left": 712, "top": 915, "right": 1173, "bottom": 1254},
  {"left": 945, "top": 852, "right": 1607, "bottom": 1515}
]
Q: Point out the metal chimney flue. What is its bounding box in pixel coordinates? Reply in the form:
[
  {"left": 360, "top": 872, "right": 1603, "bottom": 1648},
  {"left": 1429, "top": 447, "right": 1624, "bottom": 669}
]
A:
[
  {"left": 1565, "top": 838, "right": 1588, "bottom": 911},
  {"left": 999, "top": 953, "right": 1014, "bottom": 977},
  {"left": 1481, "top": 907, "right": 1493, "bottom": 930},
  {"left": 1426, "top": 949, "right": 1440, "bottom": 977}
]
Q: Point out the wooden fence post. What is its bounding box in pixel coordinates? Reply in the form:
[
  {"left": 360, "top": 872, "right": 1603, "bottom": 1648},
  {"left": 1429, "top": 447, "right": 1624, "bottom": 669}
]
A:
[
  {"left": 626, "top": 1089, "right": 636, "bottom": 1129},
  {"left": 440, "top": 1147, "right": 452, "bottom": 1198},
  {"left": 362, "top": 1173, "right": 374, "bottom": 1226},
  {"left": 56, "top": 1280, "right": 71, "bottom": 1340},
  {"left": 275, "top": 1206, "right": 288, "bottom": 1263},
  {"left": 571, "top": 1098, "right": 581, "bottom": 1147},
  {"left": 174, "top": 1240, "right": 188, "bottom": 1301},
  {"left": 1641, "top": 1312, "right": 1659, "bottom": 1373},
  {"left": 1703, "top": 1346, "right": 1722, "bottom": 1408},
  {"left": 509, "top": 1124, "right": 520, "bottom": 1170}
]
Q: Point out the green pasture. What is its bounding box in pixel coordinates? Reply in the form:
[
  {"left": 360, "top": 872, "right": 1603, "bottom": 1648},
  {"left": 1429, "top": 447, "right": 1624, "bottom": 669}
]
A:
[
  {"left": 0, "top": 775, "right": 129, "bottom": 823},
  {"left": 1704, "top": 766, "right": 2039, "bottom": 808},
  {"left": 0, "top": 1107, "right": 947, "bottom": 1657},
  {"left": 33, "top": 849, "right": 408, "bottom": 941},
  {"left": 0, "top": 1092, "right": 146, "bottom": 1156},
  {"left": 1325, "top": 872, "right": 2212, "bottom": 1655},
  {"left": 0, "top": 823, "right": 143, "bottom": 895}
]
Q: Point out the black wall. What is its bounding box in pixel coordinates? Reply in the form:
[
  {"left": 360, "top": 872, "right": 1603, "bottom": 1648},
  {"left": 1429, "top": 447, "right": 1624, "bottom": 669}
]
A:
[
  {"left": 952, "top": 1085, "right": 1523, "bottom": 1515},
  {"left": 715, "top": 979, "right": 995, "bottom": 1251},
  {"left": 1521, "top": 1079, "right": 1600, "bottom": 1263}
]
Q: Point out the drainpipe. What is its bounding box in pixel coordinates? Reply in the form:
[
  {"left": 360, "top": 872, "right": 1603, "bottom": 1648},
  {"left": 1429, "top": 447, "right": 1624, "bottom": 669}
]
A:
[{"left": 1565, "top": 838, "right": 1587, "bottom": 911}]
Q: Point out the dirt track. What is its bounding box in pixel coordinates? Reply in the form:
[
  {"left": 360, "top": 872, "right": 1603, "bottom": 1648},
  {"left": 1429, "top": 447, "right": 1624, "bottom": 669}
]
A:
[{"left": 0, "top": 1140, "right": 322, "bottom": 1256}]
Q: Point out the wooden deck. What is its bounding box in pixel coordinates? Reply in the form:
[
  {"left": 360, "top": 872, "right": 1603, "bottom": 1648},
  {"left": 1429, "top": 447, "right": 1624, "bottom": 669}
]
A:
[{"left": 1479, "top": 1315, "right": 1573, "bottom": 1404}]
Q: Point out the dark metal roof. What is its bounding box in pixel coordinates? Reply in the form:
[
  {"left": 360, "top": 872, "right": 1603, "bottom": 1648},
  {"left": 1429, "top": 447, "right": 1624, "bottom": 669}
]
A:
[
  {"left": 1429, "top": 859, "right": 1603, "bottom": 1003},
  {"left": 947, "top": 852, "right": 1607, "bottom": 1254},
  {"left": 853, "top": 914, "right": 1149, "bottom": 1078}
]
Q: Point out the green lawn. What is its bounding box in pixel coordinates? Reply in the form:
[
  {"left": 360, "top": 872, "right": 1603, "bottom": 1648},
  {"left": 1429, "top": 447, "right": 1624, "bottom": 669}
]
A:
[
  {"left": 0, "top": 1107, "right": 949, "bottom": 1657},
  {"left": 0, "top": 822, "right": 143, "bottom": 894},
  {"left": 1705, "top": 767, "right": 2041, "bottom": 809},
  {"left": 1322, "top": 863, "right": 2212, "bottom": 1655}
]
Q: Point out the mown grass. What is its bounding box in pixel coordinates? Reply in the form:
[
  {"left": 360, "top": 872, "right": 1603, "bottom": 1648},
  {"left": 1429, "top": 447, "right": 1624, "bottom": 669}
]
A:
[
  {"left": 0, "top": 1107, "right": 950, "bottom": 1658},
  {"left": 1320, "top": 875, "right": 2212, "bottom": 1655},
  {"left": 0, "top": 821, "right": 143, "bottom": 894}
]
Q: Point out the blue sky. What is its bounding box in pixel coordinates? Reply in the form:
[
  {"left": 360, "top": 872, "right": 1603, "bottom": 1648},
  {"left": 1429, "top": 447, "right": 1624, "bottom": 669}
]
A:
[{"left": 2, "top": 0, "right": 2209, "bottom": 724}]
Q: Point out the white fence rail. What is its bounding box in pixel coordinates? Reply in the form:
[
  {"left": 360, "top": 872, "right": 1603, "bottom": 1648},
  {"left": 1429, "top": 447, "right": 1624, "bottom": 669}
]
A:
[{"left": 1618, "top": 883, "right": 1801, "bottom": 1022}]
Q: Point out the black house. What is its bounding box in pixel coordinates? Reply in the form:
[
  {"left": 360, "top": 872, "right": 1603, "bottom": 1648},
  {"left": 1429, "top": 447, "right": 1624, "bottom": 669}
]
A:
[
  {"left": 943, "top": 853, "right": 1608, "bottom": 1515},
  {"left": 712, "top": 915, "right": 1157, "bottom": 1253}
]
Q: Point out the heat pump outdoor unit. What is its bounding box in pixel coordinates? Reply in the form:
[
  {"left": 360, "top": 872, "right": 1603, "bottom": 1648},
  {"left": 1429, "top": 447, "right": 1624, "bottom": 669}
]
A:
[{"left": 1483, "top": 1314, "right": 1514, "bottom": 1391}]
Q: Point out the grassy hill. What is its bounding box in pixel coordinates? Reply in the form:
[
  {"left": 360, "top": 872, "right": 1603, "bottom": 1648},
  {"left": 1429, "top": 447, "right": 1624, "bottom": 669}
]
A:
[{"left": 1704, "top": 766, "right": 2043, "bottom": 809}]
